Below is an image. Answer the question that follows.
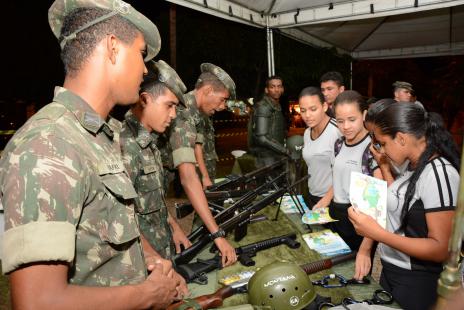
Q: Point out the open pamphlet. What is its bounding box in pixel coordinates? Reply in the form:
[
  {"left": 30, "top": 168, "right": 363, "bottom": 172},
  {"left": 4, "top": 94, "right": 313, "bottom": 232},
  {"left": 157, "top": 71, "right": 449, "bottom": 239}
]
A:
[
  {"left": 278, "top": 194, "right": 310, "bottom": 214},
  {"left": 302, "top": 229, "right": 351, "bottom": 257},
  {"left": 349, "top": 171, "right": 388, "bottom": 229},
  {"left": 301, "top": 207, "right": 337, "bottom": 225}
]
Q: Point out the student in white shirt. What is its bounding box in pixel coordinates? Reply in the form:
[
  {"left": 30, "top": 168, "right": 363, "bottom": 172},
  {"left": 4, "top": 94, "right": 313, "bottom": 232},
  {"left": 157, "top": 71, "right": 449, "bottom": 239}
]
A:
[
  {"left": 348, "top": 103, "right": 459, "bottom": 310},
  {"left": 331, "top": 91, "right": 383, "bottom": 252},
  {"left": 299, "top": 86, "right": 341, "bottom": 209}
]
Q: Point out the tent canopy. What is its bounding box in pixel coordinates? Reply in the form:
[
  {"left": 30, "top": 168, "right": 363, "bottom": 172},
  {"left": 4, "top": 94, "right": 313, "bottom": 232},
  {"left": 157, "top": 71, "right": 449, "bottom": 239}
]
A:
[{"left": 166, "top": 0, "right": 464, "bottom": 59}]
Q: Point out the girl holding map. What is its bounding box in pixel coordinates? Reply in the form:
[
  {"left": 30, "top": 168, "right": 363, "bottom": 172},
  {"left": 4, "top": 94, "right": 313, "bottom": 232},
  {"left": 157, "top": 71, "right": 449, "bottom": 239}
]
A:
[
  {"left": 331, "top": 90, "right": 383, "bottom": 279},
  {"left": 348, "top": 103, "right": 460, "bottom": 310},
  {"left": 299, "top": 87, "right": 341, "bottom": 209}
]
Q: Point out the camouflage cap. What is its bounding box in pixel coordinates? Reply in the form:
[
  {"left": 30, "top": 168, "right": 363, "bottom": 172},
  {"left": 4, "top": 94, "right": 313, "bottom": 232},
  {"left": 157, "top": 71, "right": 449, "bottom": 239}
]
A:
[
  {"left": 145, "top": 60, "right": 187, "bottom": 106},
  {"left": 48, "top": 0, "right": 161, "bottom": 61},
  {"left": 392, "top": 81, "right": 413, "bottom": 91},
  {"left": 200, "top": 63, "right": 236, "bottom": 100}
]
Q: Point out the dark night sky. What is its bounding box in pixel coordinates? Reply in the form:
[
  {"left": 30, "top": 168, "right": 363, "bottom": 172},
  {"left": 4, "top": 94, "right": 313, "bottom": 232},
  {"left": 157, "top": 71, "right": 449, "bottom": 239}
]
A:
[{"left": 0, "top": 1, "right": 462, "bottom": 132}]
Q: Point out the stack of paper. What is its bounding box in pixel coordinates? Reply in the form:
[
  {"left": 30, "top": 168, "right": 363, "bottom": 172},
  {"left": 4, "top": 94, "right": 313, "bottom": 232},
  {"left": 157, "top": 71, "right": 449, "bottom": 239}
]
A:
[
  {"left": 302, "top": 229, "right": 351, "bottom": 257},
  {"left": 278, "top": 194, "right": 310, "bottom": 214}
]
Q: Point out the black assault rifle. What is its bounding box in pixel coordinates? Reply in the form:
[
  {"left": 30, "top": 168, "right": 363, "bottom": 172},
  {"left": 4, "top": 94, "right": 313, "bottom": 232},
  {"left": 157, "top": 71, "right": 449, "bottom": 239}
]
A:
[
  {"left": 175, "top": 158, "right": 286, "bottom": 218},
  {"left": 207, "top": 157, "right": 286, "bottom": 192},
  {"left": 168, "top": 252, "right": 357, "bottom": 310},
  {"left": 175, "top": 233, "right": 300, "bottom": 284},
  {"left": 187, "top": 171, "right": 287, "bottom": 243},
  {"left": 175, "top": 188, "right": 250, "bottom": 219},
  {"left": 173, "top": 174, "right": 310, "bottom": 266}
]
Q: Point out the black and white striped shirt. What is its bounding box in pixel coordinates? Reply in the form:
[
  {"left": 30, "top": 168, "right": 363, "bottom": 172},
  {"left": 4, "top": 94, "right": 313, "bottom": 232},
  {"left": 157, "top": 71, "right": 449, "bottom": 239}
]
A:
[{"left": 380, "top": 157, "right": 459, "bottom": 272}]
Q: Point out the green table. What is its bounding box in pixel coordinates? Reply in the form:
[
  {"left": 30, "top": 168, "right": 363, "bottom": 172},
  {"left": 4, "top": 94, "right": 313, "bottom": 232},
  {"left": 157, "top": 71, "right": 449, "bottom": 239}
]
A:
[{"left": 185, "top": 204, "right": 399, "bottom": 308}]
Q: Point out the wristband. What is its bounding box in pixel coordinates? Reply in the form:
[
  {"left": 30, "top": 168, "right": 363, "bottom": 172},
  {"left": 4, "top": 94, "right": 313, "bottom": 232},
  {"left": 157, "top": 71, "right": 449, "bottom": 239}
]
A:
[{"left": 211, "top": 229, "right": 226, "bottom": 240}]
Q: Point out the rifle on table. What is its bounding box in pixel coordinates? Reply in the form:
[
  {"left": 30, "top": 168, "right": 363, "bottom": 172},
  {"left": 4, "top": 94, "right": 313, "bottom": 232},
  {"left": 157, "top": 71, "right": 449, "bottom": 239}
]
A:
[
  {"left": 206, "top": 158, "right": 286, "bottom": 192},
  {"left": 175, "top": 188, "right": 250, "bottom": 219},
  {"left": 187, "top": 172, "right": 287, "bottom": 243},
  {"left": 175, "top": 159, "right": 286, "bottom": 219},
  {"left": 175, "top": 233, "right": 301, "bottom": 284},
  {"left": 173, "top": 174, "right": 309, "bottom": 266},
  {"left": 168, "top": 252, "right": 356, "bottom": 310}
]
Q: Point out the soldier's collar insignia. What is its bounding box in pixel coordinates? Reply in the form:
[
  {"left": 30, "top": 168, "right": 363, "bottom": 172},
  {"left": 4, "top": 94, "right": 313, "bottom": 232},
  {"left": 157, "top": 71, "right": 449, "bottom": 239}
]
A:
[
  {"left": 82, "top": 112, "right": 105, "bottom": 134},
  {"left": 136, "top": 127, "right": 152, "bottom": 148}
]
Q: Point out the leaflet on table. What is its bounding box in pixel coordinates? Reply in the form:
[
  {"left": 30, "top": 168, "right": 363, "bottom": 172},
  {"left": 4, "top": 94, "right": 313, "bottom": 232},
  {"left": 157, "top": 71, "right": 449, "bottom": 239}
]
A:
[
  {"left": 277, "top": 194, "right": 310, "bottom": 214},
  {"left": 301, "top": 207, "right": 337, "bottom": 225},
  {"left": 302, "top": 229, "right": 351, "bottom": 257},
  {"left": 349, "top": 171, "right": 387, "bottom": 229}
]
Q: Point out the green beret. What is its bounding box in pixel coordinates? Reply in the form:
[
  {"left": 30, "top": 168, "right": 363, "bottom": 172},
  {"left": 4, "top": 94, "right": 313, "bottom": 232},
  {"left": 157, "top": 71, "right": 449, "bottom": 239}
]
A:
[
  {"left": 392, "top": 81, "right": 413, "bottom": 91},
  {"left": 146, "top": 60, "right": 187, "bottom": 106},
  {"left": 48, "top": 0, "right": 161, "bottom": 61},
  {"left": 200, "top": 63, "right": 236, "bottom": 100}
]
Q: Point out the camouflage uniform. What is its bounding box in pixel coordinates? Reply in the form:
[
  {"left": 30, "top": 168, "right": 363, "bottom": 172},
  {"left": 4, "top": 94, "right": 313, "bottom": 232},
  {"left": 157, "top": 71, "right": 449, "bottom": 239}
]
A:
[
  {"left": 198, "top": 114, "right": 218, "bottom": 180},
  {"left": 249, "top": 94, "right": 287, "bottom": 168},
  {"left": 0, "top": 87, "right": 146, "bottom": 285},
  {"left": 157, "top": 132, "right": 175, "bottom": 194},
  {"left": 120, "top": 111, "right": 174, "bottom": 259},
  {"left": 164, "top": 91, "right": 203, "bottom": 170},
  {"left": 163, "top": 63, "right": 236, "bottom": 173}
]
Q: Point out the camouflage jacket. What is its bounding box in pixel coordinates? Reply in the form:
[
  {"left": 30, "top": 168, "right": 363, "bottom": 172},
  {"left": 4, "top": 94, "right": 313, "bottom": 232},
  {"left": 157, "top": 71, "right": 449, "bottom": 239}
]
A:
[
  {"left": 197, "top": 114, "right": 218, "bottom": 180},
  {"left": 198, "top": 114, "right": 218, "bottom": 162},
  {"left": 160, "top": 91, "right": 203, "bottom": 169},
  {"left": 0, "top": 87, "right": 146, "bottom": 285},
  {"left": 120, "top": 111, "right": 173, "bottom": 259}
]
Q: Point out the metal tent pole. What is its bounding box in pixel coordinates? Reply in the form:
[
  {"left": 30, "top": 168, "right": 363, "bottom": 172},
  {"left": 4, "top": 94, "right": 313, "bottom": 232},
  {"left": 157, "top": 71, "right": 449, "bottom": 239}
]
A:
[
  {"left": 269, "top": 27, "right": 275, "bottom": 76},
  {"left": 266, "top": 16, "right": 272, "bottom": 77}
]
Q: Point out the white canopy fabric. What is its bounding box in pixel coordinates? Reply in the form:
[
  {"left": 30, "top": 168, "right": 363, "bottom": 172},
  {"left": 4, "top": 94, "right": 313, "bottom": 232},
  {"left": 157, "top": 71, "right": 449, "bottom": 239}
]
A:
[{"left": 165, "top": 0, "right": 464, "bottom": 59}]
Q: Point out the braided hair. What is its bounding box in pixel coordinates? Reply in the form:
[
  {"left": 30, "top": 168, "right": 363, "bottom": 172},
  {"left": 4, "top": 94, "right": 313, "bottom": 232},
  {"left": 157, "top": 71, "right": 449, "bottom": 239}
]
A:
[{"left": 372, "top": 103, "right": 460, "bottom": 231}]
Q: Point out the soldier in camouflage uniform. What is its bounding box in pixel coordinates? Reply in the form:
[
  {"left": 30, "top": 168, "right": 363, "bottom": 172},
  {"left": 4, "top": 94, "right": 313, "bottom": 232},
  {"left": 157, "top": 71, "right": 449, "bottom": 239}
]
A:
[
  {"left": 195, "top": 113, "right": 219, "bottom": 188},
  {"left": 249, "top": 76, "right": 289, "bottom": 168},
  {"left": 120, "top": 60, "right": 191, "bottom": 260},
  {"left": 0, "top": 1, "right": 181, "bottom": 309},
  {"left": 160, "top": 63, "right": 238, "bottom": 267}
]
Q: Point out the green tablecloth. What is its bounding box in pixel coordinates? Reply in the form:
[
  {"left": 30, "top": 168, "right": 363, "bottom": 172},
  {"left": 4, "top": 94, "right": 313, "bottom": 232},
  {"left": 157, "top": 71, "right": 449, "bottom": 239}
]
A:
[{"left": 186, "top": 205, "right": 399, "bottom": 308}]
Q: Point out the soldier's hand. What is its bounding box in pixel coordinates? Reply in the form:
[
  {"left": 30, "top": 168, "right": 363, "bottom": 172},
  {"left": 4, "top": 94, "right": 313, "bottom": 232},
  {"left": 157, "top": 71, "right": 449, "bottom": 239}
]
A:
[
  {"left": 172, "top": 270, "right": 190, "bottom": 300},
  {"left": 146, "top": 256, "right": 173, "bottom": 276},
  {"left": 202, "top": 176, "right": 213, "bottom": 190},
  {"left": 172, "top": 227, "right": 192, "bottom": 253},
  {"left": 142, "top": 263, "right": 180, "bottom": 309},
  {"left": 214, "top": 237, "right": 237, "bottom": 267}
]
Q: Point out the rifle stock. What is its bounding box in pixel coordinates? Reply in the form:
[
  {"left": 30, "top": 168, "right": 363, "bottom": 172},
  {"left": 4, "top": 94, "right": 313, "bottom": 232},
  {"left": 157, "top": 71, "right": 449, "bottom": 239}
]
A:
[
  {"left": 169, "top": 252, "right": 356, "bottom": 310},
  {"left": 167, "top": 286, "right": 235, "bottom": 310},
  {"left": 299, "top": 252, "right": 356, "bottom": 274}
]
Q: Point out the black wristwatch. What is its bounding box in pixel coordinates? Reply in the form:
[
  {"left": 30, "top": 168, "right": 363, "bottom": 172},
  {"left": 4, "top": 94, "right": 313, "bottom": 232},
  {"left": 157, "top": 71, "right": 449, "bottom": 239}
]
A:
[{"left": 211, "top": 229, "right": 226, "bottom": 240}]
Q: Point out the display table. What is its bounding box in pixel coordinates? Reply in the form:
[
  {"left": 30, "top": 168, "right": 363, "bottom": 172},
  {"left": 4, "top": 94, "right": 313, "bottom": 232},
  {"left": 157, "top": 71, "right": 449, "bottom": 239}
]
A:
[{"left": 185, "top": 205, "right": 400, "bottom": 308}]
